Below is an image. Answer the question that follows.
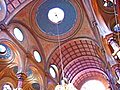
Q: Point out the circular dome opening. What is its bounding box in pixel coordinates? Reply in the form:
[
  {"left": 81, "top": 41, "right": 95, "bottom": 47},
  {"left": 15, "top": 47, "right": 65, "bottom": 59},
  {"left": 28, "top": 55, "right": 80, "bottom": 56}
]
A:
[
  {"left": 81, "top": 80, "right": 106, "bottom": 90},
  {"left": 0, "top": 44, "right": 6, "bottom": 54},
  {"left": 48, "top": 8, "right": 64, "bottom": 24}
]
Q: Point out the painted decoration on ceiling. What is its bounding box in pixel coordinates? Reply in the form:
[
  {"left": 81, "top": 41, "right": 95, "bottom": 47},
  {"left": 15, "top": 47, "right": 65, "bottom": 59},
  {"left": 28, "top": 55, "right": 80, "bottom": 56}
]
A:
[{"left": 36, "top": 0, "right": 77, "bottom": 36}]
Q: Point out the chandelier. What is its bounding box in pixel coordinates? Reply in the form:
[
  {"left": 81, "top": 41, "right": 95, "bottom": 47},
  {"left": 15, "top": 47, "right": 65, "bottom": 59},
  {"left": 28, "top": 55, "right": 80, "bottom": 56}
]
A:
[
  {"left": 49, "top": 8, "right": 77, "bottom": 90},
  {"left": 55, "top": 79, "right": 77, "bottom": 90}
]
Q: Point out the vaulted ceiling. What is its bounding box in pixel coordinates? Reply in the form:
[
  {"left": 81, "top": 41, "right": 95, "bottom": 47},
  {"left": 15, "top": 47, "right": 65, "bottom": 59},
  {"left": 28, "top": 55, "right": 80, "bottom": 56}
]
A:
[{"left": 0, "top": 0, "right": 119, "bottom": 90}]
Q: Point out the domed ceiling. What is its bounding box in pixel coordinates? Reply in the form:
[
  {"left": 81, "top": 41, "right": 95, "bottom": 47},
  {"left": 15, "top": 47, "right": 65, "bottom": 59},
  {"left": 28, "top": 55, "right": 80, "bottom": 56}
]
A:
[
  {"left": 30, "top": 0, "right": 83, "bottom": 41},
  {"left": 36, "top": 0, "right": 77, "bottom": 36}
]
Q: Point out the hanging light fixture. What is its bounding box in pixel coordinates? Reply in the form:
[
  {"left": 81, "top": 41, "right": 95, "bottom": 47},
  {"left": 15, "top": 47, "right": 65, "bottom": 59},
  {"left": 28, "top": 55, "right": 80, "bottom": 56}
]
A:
[
  {"left": 55, "top": 78, "right": 77, "bottom": 90},
  {"left": 48, "top": 7, "right": 77, "bottom": 90}
]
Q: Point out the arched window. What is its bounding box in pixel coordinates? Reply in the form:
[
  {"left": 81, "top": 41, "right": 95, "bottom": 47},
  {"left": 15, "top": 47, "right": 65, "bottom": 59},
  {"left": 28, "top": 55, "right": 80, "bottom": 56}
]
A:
[
  {"left": 2, "top": 84, "right": 12, "bottom": 90},
  {"left": 103, "top": 0, "right": 114, "bottom": 7},
  {"left": 49, "top": 64, "right": 58, "bottom": 78},
  {"left": 81, "top": 80, "right": 106, "bottom": 90}
]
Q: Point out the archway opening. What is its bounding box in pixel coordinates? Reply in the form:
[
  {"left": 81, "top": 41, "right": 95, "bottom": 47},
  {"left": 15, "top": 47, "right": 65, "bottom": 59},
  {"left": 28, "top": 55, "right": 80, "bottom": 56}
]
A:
[{"left": 81, "top": 80, "right": 106, "bottom": 90}]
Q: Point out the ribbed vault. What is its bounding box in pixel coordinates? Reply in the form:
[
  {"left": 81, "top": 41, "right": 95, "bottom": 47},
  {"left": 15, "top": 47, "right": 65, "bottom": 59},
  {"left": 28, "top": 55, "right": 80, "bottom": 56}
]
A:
[
  {"left": 48, "top": 38, "right": 110, "bottom": 89},
  {"left": 64, "top": 56, "right": 104, "bottom": 82}
]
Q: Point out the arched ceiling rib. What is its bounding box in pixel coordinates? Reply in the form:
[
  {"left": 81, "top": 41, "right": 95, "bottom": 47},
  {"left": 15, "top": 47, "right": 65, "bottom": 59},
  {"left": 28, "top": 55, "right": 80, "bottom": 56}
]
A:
[{"left": 5, "top": 0, "right": 33, "bottom": 24}]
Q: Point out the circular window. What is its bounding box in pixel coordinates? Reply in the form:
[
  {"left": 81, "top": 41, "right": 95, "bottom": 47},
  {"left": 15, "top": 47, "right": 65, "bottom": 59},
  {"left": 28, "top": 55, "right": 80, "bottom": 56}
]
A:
[
  {"left": 103, "top": 0, "right": 114, "bottom": 7},
  {"left": 49, "top": 65, "right": 58, "bottom": 78},
  {"left": 33, "top": 51, "right": 42, "bottom": 62},
  {"left": 2, "top": 84, "right": 12, "bottom": 90},
  {"left": 13, "top": 27, "right": 24, "bottom": 41},
  {"left": 81, "top": 80, "right": 106, "bottom": 90},
  {"left": 0, "top": 44, "right": 12, "bottom": 59},
  {"left": 0, "top": 44, "right": 6, "bottom": 54},
  {"left": 48, "top": 8, "right": 64, "bottom": 24},
  {"left": 32, "top": 83, "right": 40, "bottom": 90}
]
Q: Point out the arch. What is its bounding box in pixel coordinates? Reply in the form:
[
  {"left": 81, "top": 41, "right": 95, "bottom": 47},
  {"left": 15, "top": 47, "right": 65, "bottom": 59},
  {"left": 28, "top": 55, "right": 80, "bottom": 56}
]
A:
[{"left": 0, "top": 77, "right": 16, "bottom": 89}]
